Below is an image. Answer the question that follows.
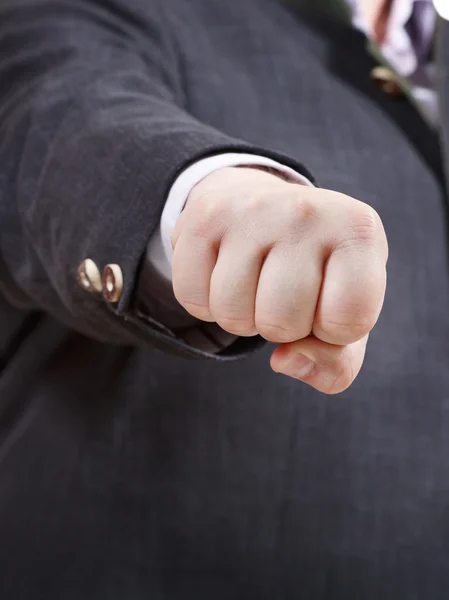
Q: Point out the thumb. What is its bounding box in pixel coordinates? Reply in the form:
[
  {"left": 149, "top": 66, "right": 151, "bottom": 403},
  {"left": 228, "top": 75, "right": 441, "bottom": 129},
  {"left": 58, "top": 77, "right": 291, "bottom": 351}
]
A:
[{"left": 270, "top": 334, "right": 369, "bottom": 395}]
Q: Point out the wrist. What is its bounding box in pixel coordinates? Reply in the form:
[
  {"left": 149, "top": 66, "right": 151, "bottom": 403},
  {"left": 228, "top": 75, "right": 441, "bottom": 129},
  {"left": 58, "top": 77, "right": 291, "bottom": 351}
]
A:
[{"left": 235, "top": 164, "right": 301, "bottom": 183}]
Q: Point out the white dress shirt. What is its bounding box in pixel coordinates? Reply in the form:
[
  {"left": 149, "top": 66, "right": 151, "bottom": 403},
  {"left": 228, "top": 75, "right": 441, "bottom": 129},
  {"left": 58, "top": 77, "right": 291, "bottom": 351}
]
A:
[{"left": 434, "top": 0, "right": 449, "bottom": 20}]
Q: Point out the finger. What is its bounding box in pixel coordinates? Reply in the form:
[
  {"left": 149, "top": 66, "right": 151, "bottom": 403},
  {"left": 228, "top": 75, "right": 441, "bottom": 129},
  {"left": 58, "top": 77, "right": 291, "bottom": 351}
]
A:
[
  {"left": 313, "top": 239, "right": 387, "bottom": 346},
  {"left": 209, "top": 238, "right": 263, "bottom": 336},
  {"left": 254, "top": 239, "right": 323, "bottom": 343},
  {"left": 270, "top": 334, "right": 369, "bottom": 395},
  {"left": 311, "top": 201, "right": 388, "bottom": 345},
  {"left": 171, "top": 208, "right": 188, "bottom": 250},
  {"left": 172, "top": 231, "right": 217, "bottom": 322}
]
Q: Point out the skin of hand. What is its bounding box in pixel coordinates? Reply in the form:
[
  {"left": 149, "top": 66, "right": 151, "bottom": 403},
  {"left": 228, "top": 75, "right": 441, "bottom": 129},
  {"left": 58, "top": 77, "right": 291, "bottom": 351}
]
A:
[{"left": 171, "top": 167, "right": 388, "bottom": 394}]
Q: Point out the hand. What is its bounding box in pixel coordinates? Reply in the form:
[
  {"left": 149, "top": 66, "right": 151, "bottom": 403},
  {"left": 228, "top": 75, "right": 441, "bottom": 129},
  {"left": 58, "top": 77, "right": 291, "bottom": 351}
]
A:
[{"left": 171, "top": 167, "right": 388, "bottom": 394}]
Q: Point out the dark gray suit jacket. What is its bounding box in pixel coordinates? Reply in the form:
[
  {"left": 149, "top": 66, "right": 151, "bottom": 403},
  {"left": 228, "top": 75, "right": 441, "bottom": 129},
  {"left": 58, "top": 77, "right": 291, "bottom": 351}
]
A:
[{"left": 1, "top": 0, "right": 449, "bottom": 597}]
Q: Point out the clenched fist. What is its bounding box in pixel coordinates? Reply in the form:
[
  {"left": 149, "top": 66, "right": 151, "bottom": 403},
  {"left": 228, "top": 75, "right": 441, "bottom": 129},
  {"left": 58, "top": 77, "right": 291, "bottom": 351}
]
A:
[{"left": 172, "top": 167, "right": 388, "bottom": 394}]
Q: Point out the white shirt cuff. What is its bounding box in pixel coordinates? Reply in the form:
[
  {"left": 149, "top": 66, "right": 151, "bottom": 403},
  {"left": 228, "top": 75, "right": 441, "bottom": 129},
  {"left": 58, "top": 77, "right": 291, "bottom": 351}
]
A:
[{"left": 146, "top": 153, "right": 314, "bottom": 282}]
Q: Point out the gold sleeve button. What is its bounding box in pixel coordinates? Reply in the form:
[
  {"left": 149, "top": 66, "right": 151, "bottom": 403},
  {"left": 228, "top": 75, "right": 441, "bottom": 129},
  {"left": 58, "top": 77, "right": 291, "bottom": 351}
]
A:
[
  {"left": 102, "top": 264, "right": 124, "bottom": 303},
  {"left": 77, "top": 259, "right": 103, "bottom": 294}
]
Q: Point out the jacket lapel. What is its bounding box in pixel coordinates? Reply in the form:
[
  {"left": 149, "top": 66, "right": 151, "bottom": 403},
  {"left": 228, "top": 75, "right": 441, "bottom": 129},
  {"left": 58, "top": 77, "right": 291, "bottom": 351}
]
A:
[
  {"left": 436, "top": 14, "right": 449, "bottom": 183},
  {"left": 290, "top": 0, "right": 440, "bottom": 126},
  {"left": 284, "top": 0, "right": 445, "bottom": 184}
]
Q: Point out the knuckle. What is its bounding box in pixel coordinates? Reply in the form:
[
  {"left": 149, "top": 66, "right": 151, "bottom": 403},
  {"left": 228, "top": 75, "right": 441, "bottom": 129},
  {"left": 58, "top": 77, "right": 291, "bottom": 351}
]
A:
[
  {"left": 288, "top": 193, "right": 316, "bottom": 229},
  {"left": 181, "top": 301, "right": 212, "bottom": 321},
  {"left": 241, "top": 192, "right": 272, "bottom": 216},
  {"left": 214, "top": 314, "right": 256, "bottom": 336},
  {"left": 312, "top": 344, "right": 356, "bottom": 395},
  {"left": 237, "top": 188, "right": 314, "bottom": 229},
  {"left": 324, "top": 354, "right": 355, "bottom": 395},
  {"left": 318, "top": 311, "right": 375, "bottom": 342},
  {"left": 235, "top": 192, "right": 275, "bottom": 232},
  {"left": 229, "top": 193, "right": 278, "bottom": 244},
  {"left": 173, "top": 288, "right": 212, "bottom": 321},
  {"left": 339, "top": 206, "right": 382, "bottom": 250},
  {"left": 188, "top": 196, "right": 223, "bottom": 240},
  {"left": 256, "top": 317, "right": 303, "bottom": 343}
]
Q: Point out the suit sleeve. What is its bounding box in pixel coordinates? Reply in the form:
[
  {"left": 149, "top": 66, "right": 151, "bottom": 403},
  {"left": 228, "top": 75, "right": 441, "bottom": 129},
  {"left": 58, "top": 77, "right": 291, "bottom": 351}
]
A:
[{"left": 0, "top": 0, "right": 314, "bottom": 356}]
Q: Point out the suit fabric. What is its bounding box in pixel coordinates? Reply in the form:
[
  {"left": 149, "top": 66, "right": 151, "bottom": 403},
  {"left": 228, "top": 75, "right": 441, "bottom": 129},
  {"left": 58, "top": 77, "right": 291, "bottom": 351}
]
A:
[{"left": 1, "top": 0, "right": 449, "bottom": 597}]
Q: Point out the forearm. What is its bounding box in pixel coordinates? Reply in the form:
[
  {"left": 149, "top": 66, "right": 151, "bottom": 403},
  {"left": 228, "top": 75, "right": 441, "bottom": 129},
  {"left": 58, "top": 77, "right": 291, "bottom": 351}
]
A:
[{"left": 0, "top": 0, "right": 315, "bottom": 357}]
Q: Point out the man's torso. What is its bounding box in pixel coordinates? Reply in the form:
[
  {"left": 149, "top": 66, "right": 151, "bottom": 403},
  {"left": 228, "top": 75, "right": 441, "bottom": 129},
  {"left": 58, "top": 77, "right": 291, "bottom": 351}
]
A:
[{"left": 1, "top": 1, "right": 449, "bottom": 598}]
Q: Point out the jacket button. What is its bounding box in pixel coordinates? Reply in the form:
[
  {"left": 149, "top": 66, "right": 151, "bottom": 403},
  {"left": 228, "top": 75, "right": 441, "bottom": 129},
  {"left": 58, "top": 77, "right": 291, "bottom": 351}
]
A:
[
  {"left": 102, "top": 264, "right": 123, "bottom": 303},
  {"left": 77, "top": 259, "right": 103, "bottom": 293},
  {"left": 370, "top": 66, "right": 404, "bottom": 97}
]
